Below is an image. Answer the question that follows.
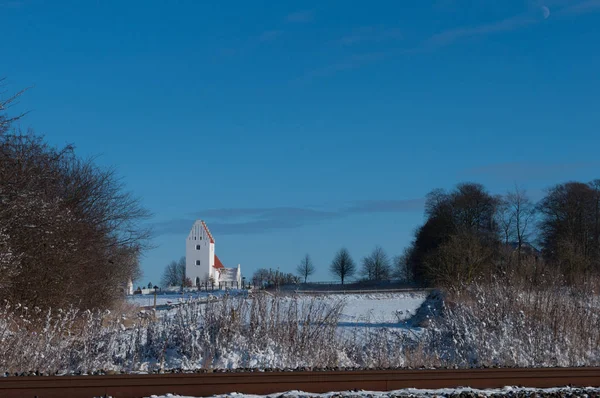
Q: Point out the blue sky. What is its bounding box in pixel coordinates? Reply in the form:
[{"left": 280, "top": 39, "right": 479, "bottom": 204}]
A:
[{"left": 1, "top": 0, "right": 599, "bottom": 285}]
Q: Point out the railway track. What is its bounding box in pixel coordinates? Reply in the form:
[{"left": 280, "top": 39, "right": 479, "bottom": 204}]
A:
[{"left": 1, "top": 367, "right": 599, "bottom": 398}]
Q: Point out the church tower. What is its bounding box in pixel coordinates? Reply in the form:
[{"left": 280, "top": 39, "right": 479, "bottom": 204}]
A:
[
  {"left": 185, "top": 220, "right": 215, "bottom": 286},
  {"left": 185, "top": 219, "right": 241, "bottom": 289}
]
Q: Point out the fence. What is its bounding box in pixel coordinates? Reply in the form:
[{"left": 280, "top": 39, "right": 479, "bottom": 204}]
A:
[{"left": 267, "top": 279, "right": 425, "bottom": 293}]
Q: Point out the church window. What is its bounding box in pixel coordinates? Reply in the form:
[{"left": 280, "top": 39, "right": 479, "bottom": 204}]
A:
[
  {"left": 196, "top": 260, "right": 201, "bottom": 265},
  {"left": 196, "top": 244, "right": 201, "bottom": 250}
]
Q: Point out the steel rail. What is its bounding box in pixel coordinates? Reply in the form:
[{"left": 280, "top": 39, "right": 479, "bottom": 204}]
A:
[{"left": 0, "top": 367, "right": 599, "bottom": 398}]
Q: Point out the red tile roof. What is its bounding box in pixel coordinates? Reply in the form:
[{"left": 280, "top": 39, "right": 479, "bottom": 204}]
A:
[
  {"left": 213, "top": 255, "right": 225, "bottom": 269},
  {"left": 201, "top": 220, "right": 215, "bottom": 244}
]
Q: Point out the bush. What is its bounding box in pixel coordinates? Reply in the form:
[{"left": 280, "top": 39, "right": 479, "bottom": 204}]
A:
[
  {"left": 0, "top": 132, "right": 150, "bottom": 310},
  {"left": 419, "top": 270, "right": 600, "bottom": 367}
]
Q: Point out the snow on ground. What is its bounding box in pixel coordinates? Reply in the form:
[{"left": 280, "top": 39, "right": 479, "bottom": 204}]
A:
[
  {"left": 268, "top": 291, "right": 429, "bottom": 331},
  {"left": 134, "top": 290, "right": 429, "bottom": 329},
  {"left": 144, "top": 386, "right": 600, "bottom": 398},
  {"left": 125, "top": 290, "right": 431, "bottom": 371},
  {"left": 334, "top": 292, "right": 428, "bottom": 325}
]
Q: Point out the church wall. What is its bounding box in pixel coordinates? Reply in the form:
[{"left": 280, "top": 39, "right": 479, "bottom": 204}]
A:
[{"left": 185, "top": 220, "right": 213, "bottom": 286}]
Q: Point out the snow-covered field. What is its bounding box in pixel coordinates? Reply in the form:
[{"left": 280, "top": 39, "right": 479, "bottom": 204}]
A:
[
  {"left": 144, "top": 386, "right": 600, "bottom": 398},
  {"left": 129, "top": 291, "right": 426, "bottom": 318},
  {"left": 135, "top": 291, "right": 428, "bottom": 326},
  {"left": 124, "top": 291, "right": 431, "bottom": 371},
  {"left": 334, "top": 292, "right": 427, "bottom": 325}
]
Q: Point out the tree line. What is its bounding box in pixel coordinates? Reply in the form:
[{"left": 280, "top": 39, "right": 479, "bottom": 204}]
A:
[
  {"left": 326, "top": 245, "right": 408, "bottom": 284},
  {"left": 164, "top": 179, "right": 600, "bottom": 290},
  {"left": 250, "top": 180, "right": 600, "bottom": 289},
  {"left": 404, "top": 181, "right": 600, "bottom": 287},
  {"left": 250, "top": 246, "right": 408, "bottom": 287},
  {"left": 1, "top": 83, "right": 151, "bottom": 310}
]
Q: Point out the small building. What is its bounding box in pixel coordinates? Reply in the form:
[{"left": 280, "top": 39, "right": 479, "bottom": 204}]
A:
[{"left": 185, "top": 220, "right": 242, "bottom": 289}]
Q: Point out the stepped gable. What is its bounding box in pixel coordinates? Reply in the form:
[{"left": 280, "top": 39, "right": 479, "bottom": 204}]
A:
[{"left": 201, "top": 220, "right": 215, "bottom": 243}]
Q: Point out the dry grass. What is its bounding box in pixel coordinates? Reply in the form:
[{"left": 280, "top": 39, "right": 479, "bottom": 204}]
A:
[
  {"left": 0, "top": 293, "right": 347, "bottom": 373},
  {"left": 418, "top": 265, "right": 600, "bottom": 368},
  {"left": 166, "top": 292, "right": 346, "bottom": 369},
  {"left": 2, "top": 275, "right": 599, "bottom": 374}
]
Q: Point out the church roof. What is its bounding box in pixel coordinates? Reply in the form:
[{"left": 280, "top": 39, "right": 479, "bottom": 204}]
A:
[
  {"left": 213, "top": 255, "right": 225, "bottom": 269},
  {"left": 218, "top": 267, "right": 239, "bottom": 282}
]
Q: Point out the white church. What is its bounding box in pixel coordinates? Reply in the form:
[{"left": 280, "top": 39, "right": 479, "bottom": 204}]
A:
[{"left": 186, "top": 220, "right": 242, "bottom": 289}]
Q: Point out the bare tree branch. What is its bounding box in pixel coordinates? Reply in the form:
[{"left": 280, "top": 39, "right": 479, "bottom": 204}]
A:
[
  {"left": 329, "top": 247, "right": 356, "bottom": 285},
  {"left": 361, "top": 245, "right": 391, "bottom": 281},
  {"left": 0, "top": 79, "right": 32, "bottom": 133},
  {"left": 161, "top": 256, "right": 186, "bottom": 288},
  {"left": 296, "top": 253, "right": 315, "bottom": 283}
]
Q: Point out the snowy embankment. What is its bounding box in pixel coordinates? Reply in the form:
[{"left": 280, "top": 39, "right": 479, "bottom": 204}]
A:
[{"left": 145, "top": 386, "right": 600, "bottom": 398}]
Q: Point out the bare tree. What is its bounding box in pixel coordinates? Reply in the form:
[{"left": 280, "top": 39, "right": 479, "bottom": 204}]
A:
[
  {"left": 361, "top": 245, "right": 391, "bottom": 281},
  {"left": 538, "top": 180, "right": 600, "bottom": 281},
  {"left": 296, "top": 253, "right": 315, "bottom": 283},
  {"left": 330, "top": 247, "right": 356, "bottom": 285},
  {"left": 592, "top": 179, "right": 600, "bottom": 261},
  {"left": 252, "top": 268, "right": 271, "bottom": 287},
  {"left": 161, "top": 256, "right": 186, "bottom": 288},
  {"left": 0, "top": 79, "right": 29, "bottom": 135},
  {"left": 497, "top": 196, "right": 516, "bottom": 245},
  {"left": 505, "top": 185, "right": 536, "bottom": 264},
  {"left": 252, "top": 267, "right": 299, "bottom": 288},
  {"left": 393, "top": 247, "right": 413, "bottom": 282}
]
